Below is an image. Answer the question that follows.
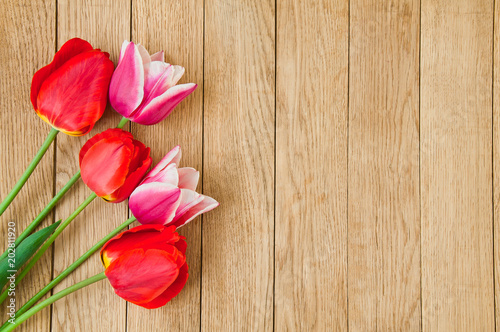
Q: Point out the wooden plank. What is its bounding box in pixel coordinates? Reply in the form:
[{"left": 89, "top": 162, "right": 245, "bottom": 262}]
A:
[
  {"left": 51, "top": 1, "right": 130, "bottom": 331},
  {"left": 202, "top": 0, "right": 275, "bottom": 330},
  {"left": 421, "top": 0, "right": 495, "bottom": 330},
  {"left": 274, "top": 0, "right": 348, "bottom": 330},
  {"left": 127, "top": 0, "right": 204, "bottom": 330},
  {"left": 493, "top": 0, "right": 500, "bottom": 329},
  {"left": 0, "top": 1, "right": 55, "bottom": 331},
  {"left": 348, "top": 1, "right": 421, "bottom": 330}
]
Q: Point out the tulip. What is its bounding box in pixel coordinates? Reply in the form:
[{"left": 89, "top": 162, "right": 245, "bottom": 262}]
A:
[
  {"left": 0, "top": 38, "right": 114, "bottom": 217},
  {"left": 129, "top": 146, "right": 218, "bottom": 227},
  {"left": 109, "top": 41, "right": 197, "bottom": 125},
  {"left": 79, "top": 128, "right": 152, "bottom": 203},
  {"left": 2, "top": 224, "right": 188, "bottom": 330},
  {"left": 0, "top": 130, "right": 151, "bottom": 305},
  {"left": 101, "top": 224, "right": 188, "bottom": 308},
  {"left": 31, "top": 38, "right": 114, "bottom": 136}
]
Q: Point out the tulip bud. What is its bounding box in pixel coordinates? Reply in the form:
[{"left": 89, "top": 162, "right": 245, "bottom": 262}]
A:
[
  {"left": 31, "top": 38, "right": 114, "bottom": 136},
  {"left": 109, "top": 41, "right": 197, "bottom": 125},
  {"left": 101, "top": 224, "right": 188, "bottom": 309},
  {"left": 79, "top": 129, "right": 152, "bottom": 203}
]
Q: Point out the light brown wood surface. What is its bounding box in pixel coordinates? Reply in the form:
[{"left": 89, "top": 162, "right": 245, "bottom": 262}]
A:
[
  {"left": 0, "top": 1, "right": 55, "bottom": 331},
  {"left": 275, "top": 0, "right": 348, "bottom": 330},
  {"left": 421, "top": 0, "right": 495, "bottom": 331},
  {"left": 348, "top": 1, "right": 421, "bottom": 330},
  {"left": 202, "top": 0, "right": 274, "bottom": 330},
  {"left": 128, "top": 0, "right": 204, "bottom": 330},
  {"left": 496, "top": 1, "right": 500, "bottom": 330},
  {"left": 52, "top": 1, "right": 130, "bottom": 331},
  {"left": 0, "top": 0, "right": 499, "bottom": 331}
]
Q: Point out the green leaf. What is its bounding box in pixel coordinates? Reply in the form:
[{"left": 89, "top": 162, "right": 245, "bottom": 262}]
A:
[{"left": 0, "top": 220, "right": 61, "bottom": 290}]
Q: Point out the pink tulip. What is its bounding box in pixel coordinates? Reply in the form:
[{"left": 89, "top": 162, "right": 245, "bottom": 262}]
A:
[
  {"left": 109, "top": 41, "right": 197, "bottom": 125},
  {"left": 129, "top": 146, "right": 219, "bottom": 227}
]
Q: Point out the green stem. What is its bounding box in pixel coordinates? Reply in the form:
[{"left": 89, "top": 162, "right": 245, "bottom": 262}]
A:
[
  {"left": 0, "top": 172, "right": 81, "bottom": 262},
  {"left": 117, "top": 116, "right": 129, "bottom": 129},
  {"left": 0, "top": 116, "right": 129, "bottom": 311},
  {"left": 0, "top": 116, "right": 129, "bottom": 260},
  {"left": 10, "top": 216, "right": 136, "bottom": 321},
  {"left": 0, "top": 193, "right": 97, "bottom": 304},
  {"left": 0, "top": 272, "right": 106, "bottom": 332},
  {"left": 0, "top": 129, "right": 58, "bottom": 217}
]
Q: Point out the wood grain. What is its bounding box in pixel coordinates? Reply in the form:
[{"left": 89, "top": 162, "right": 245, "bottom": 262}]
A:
[
  {"left": 2, "top": 0, "right": 500, "bottom": 330},
  {"left": 348, "top": 1, "right": 421, "bottom": 330},
  {"left": 51, "top": 1, "right": 130, "bottom": 331},
  {"left": 127, "top": 0, "right": 204, "bottom": 330},
  {"left": 0, "top": 1, "right": 55, "bottom": 331},
  {"left": 274, "top": 0, "right": 348, "bottom": 330},
  {"left": 202, "top": 0, "right": 275, "bottom": 330},
  {"left": 421, "top": 0, "right": 495, "bottom": 330},
  {"left": 493, "top": 0, "right": 500, "bottom": 329}
]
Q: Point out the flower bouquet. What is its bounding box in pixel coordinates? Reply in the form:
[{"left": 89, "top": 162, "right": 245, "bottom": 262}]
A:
[{"left": 0, "top": 38, "right": 218, "bottom": 330}]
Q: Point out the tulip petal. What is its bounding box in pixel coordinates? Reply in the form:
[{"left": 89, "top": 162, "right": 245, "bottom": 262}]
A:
[
  {"left": 143, "top": 62, "right": 170, "bottom": 101},
  {"left": 177, "top": 168, "right": 199, "bottom": 190},
  {"left": 105, "top": 248, "right": 180, "bottom": 305},
  {"left": 80, "top": 136, "right": 133, "bottom": 197},
  {"left": 127, "top": 139, "right": 151, "bottom": 174},
  {"left": 109, "top": 42, "right": 145, "bottom": 118},
  {"left": 172, "top": 195, "right": 219, "bottom": 228},
  {"left": 169, "top": 65, "right": 186, "bottom": 87},
  {"left": 147, "top": 146, "right": 182, "bottom": 178},
  {"left": 151, "top": 65, "right": 185, "bottom": 98},
  {"left": 118, "top": 40, "right": 131, "bottom": 62},
  {"left": 174, "top": 236, "right": 187, "bottom": 255},
  {"left": 101, "top": 225, "right": 180, "bottom": 267},
  {"left": 109, "top": 148, "right": 152, "bottom": 203},
  {"left": 142, "top": 163, "right": 179, "bottom": 186},
  {"left": 150, "top": 50, "right": 164, "bottom": 62},
  {"left": 141, "top": 263, "right": 188, "bottom": 309},
  {"left": 136, "top": 65, "right": 184, "bottom": 110},
  {"left": 168, "top": 189, "right": 203, "bottom": 227},
  {"left": 31, "top": 38, "right": 93, "bottom": 109},
  {"left": 129, "top": 182, "right": 182, "bottom": 225},
  {"left": 107, "top": 236, "right": 185, "bottom": 270},
  {"left": 35, "top": 51, "right": 114, "bottom": 136},
  {"left": 79, "top": 129, "right": 133, "bottom": 165},
  {"left": 136, "top": 44, "right": 152, "bottom": 64},
  {"left": 131, "top": 83, "right": 197, "bottom": 125}
]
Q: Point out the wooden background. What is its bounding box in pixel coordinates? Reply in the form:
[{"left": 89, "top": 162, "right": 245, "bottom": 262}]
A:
[{"left": 0, "top": 0, "right": 498, "bottom": 331}]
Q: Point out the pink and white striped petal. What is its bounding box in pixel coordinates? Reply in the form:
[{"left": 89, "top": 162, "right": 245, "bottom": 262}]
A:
[
  {"left": 131, "top": 83, "right": 197, "bottom": 125},
  {"left": 118, "top": 40, "right": 131, "bottom": 62},
  {"left": 142, "top": 62, "right": 171, "bottom": 102},
  {"left": 136, "top": 44, "right": 151, "bottom": 64},
  {"left": 146, "top": 66, "right": 185, "bottom": 102},
  {"left": 143, "top": 163, "right": 179, "bottom": 187},
  {"left": 150, "top": 50, "right": 164, "bottom": 62},
  {"left": 129, "top": 183, "right": 182, "bottom": 226},
  {"left": 158, "top": 65, "right": 185, "bottom": 92},
  {"left": 138, "top": 65, "right": 179, "bottom": 109},
  {"left": 110, "top": 42, "right": 145, "bottom": 118},
  {"left": 147, "top": 146, "right": 182, "bottom": 178},
  {"left": 169, "top": 189, "right": 204, "bottom": 226},
  {"left": 172, "top": 195, "right": 219, "bottom": 228},
  {"left": 177, "top": 168, "right": 199, "bottom": 191}
]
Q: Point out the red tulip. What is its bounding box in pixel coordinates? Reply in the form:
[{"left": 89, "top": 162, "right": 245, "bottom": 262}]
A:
[
  {"left": 79, "top": 128, "right": 152, "bottom": 203},
  {"left": 31, "top": 38, "right": 114, "bottom": 136},
  {"left": 100, "top": 224, "right": 188, "bottom": 309}
]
